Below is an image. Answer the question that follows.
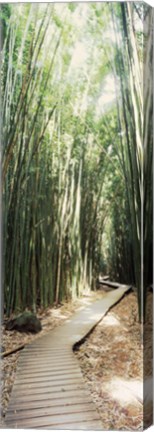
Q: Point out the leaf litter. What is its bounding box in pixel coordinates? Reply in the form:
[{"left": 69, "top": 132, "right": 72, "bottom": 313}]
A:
[{"left": 74, "top": 289, "right": 152, "bottom": 430}]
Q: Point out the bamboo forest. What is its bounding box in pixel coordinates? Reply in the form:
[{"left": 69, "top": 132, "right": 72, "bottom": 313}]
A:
[{"left": 1, "top": 2, "right": 153, "bottom": 431}]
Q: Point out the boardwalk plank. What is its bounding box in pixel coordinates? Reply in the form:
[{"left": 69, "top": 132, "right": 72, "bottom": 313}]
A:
[
  {"left": 15, "top": 369, "right": 80, "bottom": 379},
  {"left": 6, "top": 410, "right": 101, "bottom": 428},
  {"left": 16, "top": 365, "right": 78, "bottom": 374},
  {"left": 8, "top": 395, "right": 93, "bottom": 411},
  {"left": 18, "top": 358, "right": 75, "bottom": 365},
  {"left": 18, "top": 363, "right": 76, "bottom": 369},
  {"left": 36, "top": 420, "right": 103, "bottom": 430},
  {"left": 15, "top": 372, "right": 82, "bottom": 384},
  {"left": 8, "top": 392, "right": 92, "bottom": 410},
  {"left": 19, "top": 352, "right": 73, "bottom": 358},
  {"left": 13, "top": 377, "right": 85, "bottom": 391},
  {"left": 11, "top": 383, "right": 87, "bottom": 398},
  {"left": 6, "top": 402, "right": 96, "bottom": 420},
  {"left": 9, "top": 388, "right": 90, "bottom": 404}
]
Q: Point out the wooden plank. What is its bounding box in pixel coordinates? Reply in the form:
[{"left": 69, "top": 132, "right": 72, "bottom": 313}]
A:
[
  {"left": 12, "top": 380, "right": 85, "bottom": 397},
  {"left": 16, "top": 364, "right": 77, "bottom": 374},
  {"left": 6, "top": 410, "right": 101, "bottom": 428},
  {"left": 29, "top": 339, "right": 69, "bottom": 347},
  {"left": 8, "top": 391, "right": 91, "bottom": 409},
  {"left": 11, "top": 382, "right": 86, "bottom": 397},
  {"left": 7, "top": 394, "right": 93, "bottom": 411},
  {"left": 13, "top": 376, "right": 84, "bottom": 388},
  {"left": 17, "top": 361, "right": 74, "bottom": 369},
  {"left": 6, "top": 402, "right": 96, "bottom": 420},
  {"left": 20, "top": 354, "right": 73, "bottom": 360},
  {"left": 18, "top": 353, "right": 78, "bottom": 362},
  {"left": 36, "top": 420, "right": 103, "bottom": 430},
  {"left": 23, "top": 346, "right": 72, "bottom": 351},
  {"left": 18, "top": 358, "right": 77, "bottom": 367},
  {"left": 24, "top": 347, "right": 72, "bottom": 351},
  {"left": 8, "top": 393, "right": 91, "bottom": 408},
  {"left": 19, "top": 355, "right": 72, "bottom": 361},
  {"left": 16, "top": 366, "right": 79, "bottom": 376},
  {"left": 15, "top": 368, "right": 80, "bottom": 378},
  {"left": 16, "top": 365, "right": 78, "bottom": 375},
  {"left": 19, "top": 350, "right": 74, "bottom": 362},
  {"left": 15, "top": 372, "right": 82, "bottom": 384},
  {"left": 17, "top": 361, "right": 75, "bottom": 369},
  {"left": 18, "top": 356, "right": 75, "bottom": 364},
  {"left": 22, "top": 351, "right": 73, "bottom": 357}
]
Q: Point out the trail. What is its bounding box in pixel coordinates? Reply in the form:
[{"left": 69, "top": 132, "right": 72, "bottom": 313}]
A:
[{"left": 5, "top": 284, "right": 131, "bottom": 429}]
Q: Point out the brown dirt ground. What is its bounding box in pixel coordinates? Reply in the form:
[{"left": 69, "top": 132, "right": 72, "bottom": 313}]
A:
[
  {"left": 1, "top": 288, "right": 152, "bottom": 430},
  {"left": 74, "top": 289, "right": 152, "bottom": 430}
]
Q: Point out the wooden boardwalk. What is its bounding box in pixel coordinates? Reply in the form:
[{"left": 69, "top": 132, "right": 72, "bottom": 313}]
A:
[{"left": 5, "top": 285, "right": 130, "bottom": 429}]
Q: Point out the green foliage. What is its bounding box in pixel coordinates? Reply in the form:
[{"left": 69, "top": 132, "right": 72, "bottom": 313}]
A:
[{"left": 2, "top": 2, "right": 150, "bottom": 322}]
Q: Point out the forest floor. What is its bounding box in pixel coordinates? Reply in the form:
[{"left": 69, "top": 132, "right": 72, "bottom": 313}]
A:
[
  {"left": 74, "top": 288, "right": 152, "bottom": 430},
  {"left": 1, "top": 287, "right": 152, "bottom": 430}
]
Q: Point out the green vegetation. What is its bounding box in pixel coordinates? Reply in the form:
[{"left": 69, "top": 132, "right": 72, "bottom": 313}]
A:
[{"left": 1, "top": 3, "right": 152, "bottom": 321}]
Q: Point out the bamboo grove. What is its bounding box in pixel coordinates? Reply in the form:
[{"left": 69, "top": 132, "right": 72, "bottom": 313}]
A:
[{"left": 1, "top": 3, "right": 153, "bottom": 320}]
